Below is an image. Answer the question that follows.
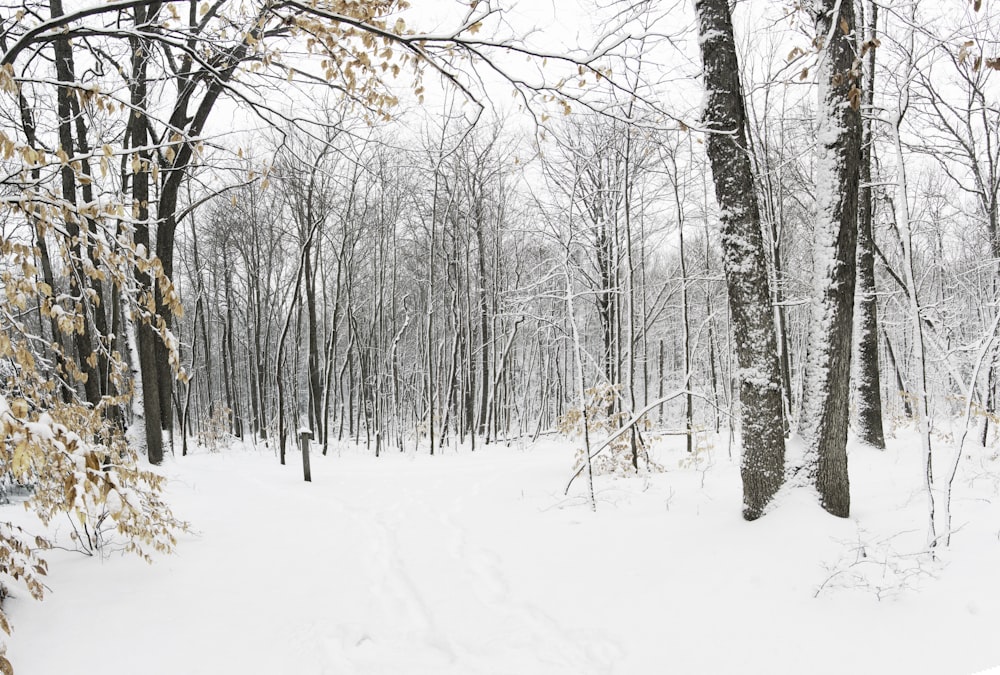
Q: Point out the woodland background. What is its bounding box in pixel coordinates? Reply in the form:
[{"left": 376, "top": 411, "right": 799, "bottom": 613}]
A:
[{"left": 0, "top": 0, "right": 998, "bottom": 670}]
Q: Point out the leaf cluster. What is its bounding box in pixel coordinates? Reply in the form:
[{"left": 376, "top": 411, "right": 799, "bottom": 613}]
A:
[{"left": 558, "top": 383, "right": 659, "bottom": 476}]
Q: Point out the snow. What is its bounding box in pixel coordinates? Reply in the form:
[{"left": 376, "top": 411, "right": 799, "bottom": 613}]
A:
[
  {"left": 4, "top": 433, "right": 1000, "bottom": 674},
  {"left": 698, "top": 29, "right": 726, "bottom": 46}
]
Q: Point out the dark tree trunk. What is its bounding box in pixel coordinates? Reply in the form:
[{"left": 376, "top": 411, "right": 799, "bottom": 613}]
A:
[
  {"left": 154, "top": 221, "right": 175, "bottom": 440},
  {"left": 596, "top": 222, "right": 615, "bottom": 388},
  {"left": 68, "top": 89, "right": 111, "bottom": 399},
  {"left": 225, "top": 272, "right": 242, "bottom": 437},
  {"left": 151, "top": 30, "right": 257, "bottom": 442},
  {"left": 191, "top": 224, "right": 215, "bottom": 416},
  {"left": 695, "top": 0, "right": 786, "bottom": 520},
  {"left": 51, "top": 0, "right": 102, "bottom": 408},
  {"left": 854, "top": 0, "right": 886, "bottom": 449},
  {"left": 128, "top": 4, "right": 164, "bottom": 464},
  {"left": 981, "top": 367, "right": 995, "bottom": 447},
  {"left": 305, "top": 245, "right": 324, "bottom": 435},
  {"left": 252, "top": 268, "right": 267, "bottom": 439},
  {"left": 766, "top": 212, "right": 793, "bottom": 432},
  {"left": 221, "top": 278, "right": 235, "bottom": 434}
]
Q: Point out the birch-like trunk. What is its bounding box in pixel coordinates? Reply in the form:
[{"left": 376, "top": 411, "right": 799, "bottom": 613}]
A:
[{"left": 890, "top": 108, "right": 937, "bottom": 548}]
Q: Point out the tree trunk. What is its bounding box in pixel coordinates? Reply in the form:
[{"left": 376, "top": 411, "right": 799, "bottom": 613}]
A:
[
  {"left": 128, "top": 4, "right": 163, "bottom": 464},
  {"left": 695, "top": 0, "right": 786, "bottom": 520},
  {"left": 853, "top": 0, "right": 886, "bottom": 449},
  {"left": 225, "top": 273, "right": 242, "bottom": 438},
  {"left": 797, "top": 0, "right": 863, "bottom": 518},
  {"left": 475, "top": 219, "right": 490, "bottom": 438},
  {"left": 51, "top": 0, "right": 103, "bottom": 409},
  {"left": 305, "top": 242, "right": 323, "bottom": 436}
]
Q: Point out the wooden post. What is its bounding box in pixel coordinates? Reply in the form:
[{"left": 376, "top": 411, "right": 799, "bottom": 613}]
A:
[{"left": 299, "top": 429, "right": 312, "bottom": 482}]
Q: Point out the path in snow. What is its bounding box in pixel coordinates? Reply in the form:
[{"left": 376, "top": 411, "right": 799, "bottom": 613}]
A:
[{"left": 6, "top": 437, "right": 1000, "bottom": 674}]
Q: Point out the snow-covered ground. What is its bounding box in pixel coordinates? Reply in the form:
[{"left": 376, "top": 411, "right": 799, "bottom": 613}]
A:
[{"left": 4, "top": 432, "right": 1000, "bottom": 674}]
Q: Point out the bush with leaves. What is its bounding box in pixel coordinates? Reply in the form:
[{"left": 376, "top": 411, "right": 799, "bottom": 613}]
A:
[
  {"left": 199, "top": 404, "right": 234, "bottom": 453},
  {"left": 0, "top": 384, "right": 187, "bottom": 666},
  {"left": 0, "top": 97, "right": 188, "bottom": 670},
  {"left": 559, "top": 383, "right": 661, "bottom": 476}
]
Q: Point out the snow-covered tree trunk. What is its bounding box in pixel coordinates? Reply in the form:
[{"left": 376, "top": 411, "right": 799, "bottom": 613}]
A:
[
  {"left": 695, "top": 0, "right": 786, "bottom": 520},
  {"left": 127, "top": 7, "right": 164, "bottom": 465},
  {"left": 798, "top": 0, "right": 863, "bottom": 518}
]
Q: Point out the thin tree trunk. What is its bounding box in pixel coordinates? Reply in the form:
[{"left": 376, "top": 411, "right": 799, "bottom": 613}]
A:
[
  {"left": 854, "top": 0, "right": 887, "bottom": 449},
  {"left": 276, "top": 220, "right": 321, "bottom": 464},
  {"left": 981, "top": 367, "right": 995, "bottom": 447},
  {"left": 566, "top": 277, "right": 596, "bottom": 512},
  {"left": 225, "top": 274, "right": 242, "bottom": 438},
  {"left": 891, "top": 86, "right": 936, "bottom": 548},
  {"left": 305, "top": 241, "right": 323, "bottom": 435},
  {"left": 883, "top": 329, "right": 913, "bottom": 418},
  {"left": 670, "top": 153, "right": 694, "bottom": 454}
]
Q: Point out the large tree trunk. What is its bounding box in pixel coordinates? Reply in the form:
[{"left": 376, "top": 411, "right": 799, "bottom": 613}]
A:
[
  {"left": 143, "top": 10, "right": 265, "bottom": 449},
  {"left": 853, "top": 0, "right": 886, "bottom": 449},
  {"left": 798, "top": 0, "right": 863, "bottom": 518},
  {"left": 695, "top": 0, "right": 786, "bottom": 520}
]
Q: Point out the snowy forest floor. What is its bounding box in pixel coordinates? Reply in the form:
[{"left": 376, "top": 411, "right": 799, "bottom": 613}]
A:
[{"left": 5, "top": 430, "right": 1000, "bottom": 674}]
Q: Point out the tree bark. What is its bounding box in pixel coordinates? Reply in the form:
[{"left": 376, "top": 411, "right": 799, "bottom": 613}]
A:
[
  {"left": 128, "top": 3, "right": 164, "bottom": 464},
  {"left": 798, "top": 0, "right": 863, "bottom": 517},
  {"left": 51, "top": 0, "right": 103, "bottom": 408},
  {"left": 854, "top": 0, "right": 886, "bottom": 449},
  {"left": 695, "top": 0, "right": 786, "bottom": 520}
]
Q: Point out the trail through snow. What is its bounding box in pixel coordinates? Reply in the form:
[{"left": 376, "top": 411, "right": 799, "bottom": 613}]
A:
[{"left": 5, "top": 436, "right": 1000, "bottom": 674}]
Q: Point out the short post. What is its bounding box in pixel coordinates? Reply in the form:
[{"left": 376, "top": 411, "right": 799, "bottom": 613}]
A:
[{"left": 298, "top": 428, "right": 312, "bottom": 483}]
